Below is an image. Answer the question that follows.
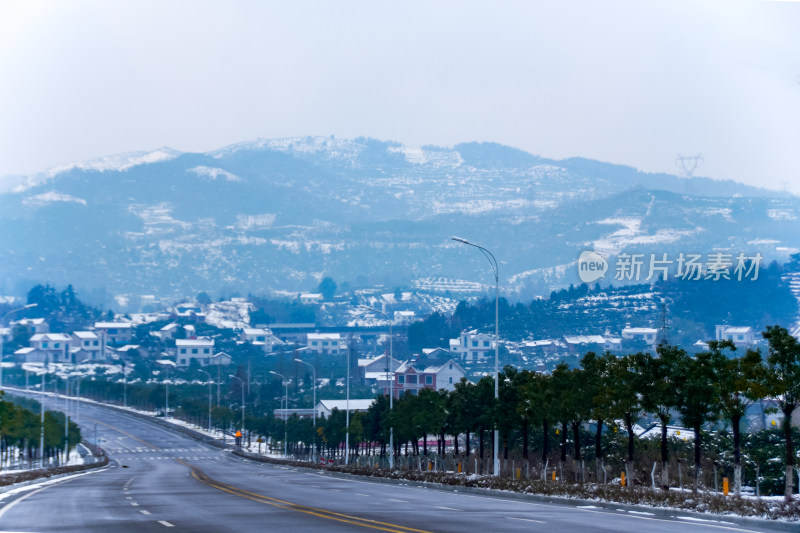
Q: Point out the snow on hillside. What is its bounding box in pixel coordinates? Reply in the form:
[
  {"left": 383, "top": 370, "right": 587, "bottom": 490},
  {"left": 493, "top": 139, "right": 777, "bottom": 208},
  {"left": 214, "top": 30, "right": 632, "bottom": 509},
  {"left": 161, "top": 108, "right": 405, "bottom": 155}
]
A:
[
  {"left": 3, "top": 148, "right": 181, "bottom": 194},
  {"left": 188, "top": 166, "right": 242, "bottom": 182}
]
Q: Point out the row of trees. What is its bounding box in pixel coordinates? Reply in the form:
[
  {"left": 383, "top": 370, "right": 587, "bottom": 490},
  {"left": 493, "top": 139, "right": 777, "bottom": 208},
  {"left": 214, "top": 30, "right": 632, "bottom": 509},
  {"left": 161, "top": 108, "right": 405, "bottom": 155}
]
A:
[
  {"left": 0, "top": 394, "right": 82, "bottom": 469},
  {"left": 351, "top": 326, "right": 799, "bottom": 501}
]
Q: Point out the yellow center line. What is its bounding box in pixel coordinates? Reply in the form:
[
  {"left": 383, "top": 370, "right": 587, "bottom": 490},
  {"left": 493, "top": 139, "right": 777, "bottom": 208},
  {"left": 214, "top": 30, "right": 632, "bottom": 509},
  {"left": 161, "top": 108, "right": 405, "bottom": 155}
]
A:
[
  {"left": 87, "top": 418, "right": 162, "bottom": 450},
  {"left": 185, "top": 464, "right": 433, "bottom": 533}
]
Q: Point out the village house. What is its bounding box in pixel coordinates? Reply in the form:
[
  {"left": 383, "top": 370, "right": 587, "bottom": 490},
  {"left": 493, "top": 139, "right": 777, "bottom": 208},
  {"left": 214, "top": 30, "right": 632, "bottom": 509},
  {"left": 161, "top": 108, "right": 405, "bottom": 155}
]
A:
[
  {"left": 358, "top": 353, "right": 401, "bottom": 388},
  {"left": 11, "top": 318, "right": 49, "bottom": 334},
  {"left": 715, "top": 325, "right": 756, "bottom": 347},
  {"left": 175, "top": 338, "right": 215, "bottom": 367},
  {"left": 621, "top": 325, "right": 658, "bottom": 347},
  {"left": 390, "top": 357, "right": 466, "bottom": 398},
  {"left": 17, "top": 333, "right": 72, "bottom": 363},
  {"left": 239, "top": 327, "right": 282, "bottom": 352},
  {"left": 70, "top": 331, "right": 104, "bottom": 362},
  {"left": 449, "top": 330, "right": 493, "bottom": 362},
  {"left": 306, "top": 333, "right": 342, "bottom": 355},
  {"left": 94, "top": 322, "right": 134, "bottom": 345},
  {"left": 299, "top": 293, "right": 323, "bottom": 305}
]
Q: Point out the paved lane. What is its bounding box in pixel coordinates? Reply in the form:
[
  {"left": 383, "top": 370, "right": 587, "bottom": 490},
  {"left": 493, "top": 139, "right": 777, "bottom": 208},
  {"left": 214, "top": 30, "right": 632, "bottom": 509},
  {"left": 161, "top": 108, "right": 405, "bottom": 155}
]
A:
[{"left": 0, "top": 396, "right": 784, "bottom": 532}]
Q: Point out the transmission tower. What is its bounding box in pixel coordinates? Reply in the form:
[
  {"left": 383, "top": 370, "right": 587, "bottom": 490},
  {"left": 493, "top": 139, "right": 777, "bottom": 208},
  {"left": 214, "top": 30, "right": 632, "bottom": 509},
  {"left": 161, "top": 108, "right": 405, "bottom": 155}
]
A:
[{"left": 675, "top": 154, "right": 704, "bottom": 195}]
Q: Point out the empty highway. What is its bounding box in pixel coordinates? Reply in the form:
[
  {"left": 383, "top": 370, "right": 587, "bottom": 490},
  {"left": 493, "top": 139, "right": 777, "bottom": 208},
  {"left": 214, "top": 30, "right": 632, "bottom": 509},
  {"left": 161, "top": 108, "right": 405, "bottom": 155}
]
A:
[{"left": 0, "top": 396, "right": 785, "bottom": 532}]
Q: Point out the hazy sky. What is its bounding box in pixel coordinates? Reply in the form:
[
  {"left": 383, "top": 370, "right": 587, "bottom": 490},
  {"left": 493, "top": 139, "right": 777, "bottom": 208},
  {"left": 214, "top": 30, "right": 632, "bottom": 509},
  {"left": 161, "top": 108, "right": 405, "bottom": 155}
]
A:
[{"left": 1, "top": 0, "right": 799, "bottom": 192}]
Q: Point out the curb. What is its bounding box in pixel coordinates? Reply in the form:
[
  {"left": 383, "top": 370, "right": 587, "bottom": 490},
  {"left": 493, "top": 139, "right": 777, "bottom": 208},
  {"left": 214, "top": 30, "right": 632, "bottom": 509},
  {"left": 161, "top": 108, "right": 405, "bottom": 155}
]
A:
[{"left": 0, "top": 458, "right": 109, "bottom": 494}]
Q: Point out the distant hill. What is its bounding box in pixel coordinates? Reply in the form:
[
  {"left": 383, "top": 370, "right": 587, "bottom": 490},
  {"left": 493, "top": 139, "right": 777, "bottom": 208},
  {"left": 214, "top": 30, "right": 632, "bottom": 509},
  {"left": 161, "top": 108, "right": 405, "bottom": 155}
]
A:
[{"left": 1, "top": 136, "right": 798, "bottom": 309}]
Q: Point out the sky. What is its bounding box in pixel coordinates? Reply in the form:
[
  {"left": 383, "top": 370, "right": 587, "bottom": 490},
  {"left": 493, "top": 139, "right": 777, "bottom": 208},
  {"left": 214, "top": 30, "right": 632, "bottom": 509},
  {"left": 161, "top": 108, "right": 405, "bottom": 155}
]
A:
[{"left": 1, "top": 0, "right": 799, "bottom": 192}]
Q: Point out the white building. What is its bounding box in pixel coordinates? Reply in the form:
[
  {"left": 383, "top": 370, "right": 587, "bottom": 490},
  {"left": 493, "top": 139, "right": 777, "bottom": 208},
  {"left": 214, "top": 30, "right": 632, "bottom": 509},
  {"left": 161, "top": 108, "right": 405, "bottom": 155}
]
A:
[
  {"left": 94, "top": 322, "right": 133, "bottom": 344},
  {"left": 715, "top": 325, "right": 756, "bottom": 347},
  {"left": 306, "top": 333, "right": 342, "bottom": 355},
  {"left": 314, "top": 399, "right": 375, "bottom": 419},
  {"left": 621, "top": 326, "right": 658, "bottom": 347},
  {"left": 240, "top": 327, "right": 283, "bottom": 352},
  {"left": 449, "top": 330, "right": 493, "bottom": 362},
  {"left": 155, "top": 323, "right": 180, "bottom": 341},
  {"left": 11, "top": 318, "right": 49, "bottom": 334},
  {"left": 393, "top": 310, "right": 417, "bottom": 326},
  {"left": 176, "top": 338, "right": 215, "bottom": 367},
  {"left": 70, "top": 331, "right": 104, "bottom": 361},
  {"left": 300, "top": 293, "right": 323, "bottom": 305},
  {"left": 27, "top": 333, "right": 72, "bottom": 363}
]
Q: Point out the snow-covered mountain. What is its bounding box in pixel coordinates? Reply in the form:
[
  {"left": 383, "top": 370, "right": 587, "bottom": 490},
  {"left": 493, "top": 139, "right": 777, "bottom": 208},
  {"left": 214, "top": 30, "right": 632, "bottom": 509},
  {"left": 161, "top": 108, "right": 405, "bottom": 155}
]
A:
[{"left": 1, "top": 136, "right": 797, "bottom": 307}]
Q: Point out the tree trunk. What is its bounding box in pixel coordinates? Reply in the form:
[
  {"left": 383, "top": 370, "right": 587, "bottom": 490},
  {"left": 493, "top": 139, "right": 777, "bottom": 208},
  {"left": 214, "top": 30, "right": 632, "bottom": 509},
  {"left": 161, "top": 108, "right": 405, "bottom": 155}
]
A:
[
  {"left": 522, "top": 420, "right": 529, "bottom": 460},
  {"left": 560, "top": 422, "right": 568, "bottom": 467},
  {"left": 660, "top": 414, "right": 669, "bottom": 489},
  {"left": 783, "top": 405, "right": 796, "bottom": 503},
  {"left": 541, "top": 419, "right": 549, "bottom": 465},
  {"left": 465, "top": 430, "right": 470, "bottom": 457},
  {"left": 479, "top": 430, "right": 484, "bottom": 465},
  {"left": 454, "top": 432, "right": 459, "bottom": 456},
  {"left": 423, "top": 433, "right": 428, "bottom": 456},
  {"left": 732, "top": 413, "right": 742, "bottom": 497},
  {"left": 693, "top": 422, "right": 701, "bottom": 493},
  {"left": 572, "top": 422, "right": 581, "bottom": 461},
  {"left": 595, "top": 418, "right": 603, "bottom": 481},
  {"left": 624, "top": 413, "right": 635, "bottom": 463}
]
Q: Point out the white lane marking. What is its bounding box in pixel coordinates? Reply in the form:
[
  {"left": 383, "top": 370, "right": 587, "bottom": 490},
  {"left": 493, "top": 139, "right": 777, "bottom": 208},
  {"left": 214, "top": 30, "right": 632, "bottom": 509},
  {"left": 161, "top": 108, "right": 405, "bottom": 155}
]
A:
[
  {"left": 356, "top": 493, "right": 370, "bottom": 497},
  {"left": 158, "top": 520, "right": 175, "bottom": 527},
  {"left": 574, "top": 507, "right": 756, "bottom": 532},
  {"left": 125, "top": 497, "right": 132, "bottom": 500},
  {"left": 506, "top": 517, "right": 546, "bottom": 524},
  {"left": 435, "top": 506, "right": 460, "bottom": 511},
  {"left": 140, "top": 510, "right": 151, "bottom": 515},
  {"left": 0, "top": 469, "right": 107, "bottom": 519},
  {"left": 388, "top": 499, "right": 407, "bottom": 503},
  {"left": 131, "top": 502, "right": 139, "bottom": 506}
]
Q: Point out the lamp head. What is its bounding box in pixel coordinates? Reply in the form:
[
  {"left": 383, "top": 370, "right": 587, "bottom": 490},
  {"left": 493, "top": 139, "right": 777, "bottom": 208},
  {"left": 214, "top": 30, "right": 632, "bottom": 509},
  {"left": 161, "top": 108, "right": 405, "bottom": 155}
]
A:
[{"left": 451, "top": 236, "right": 470, "bottom": 244}]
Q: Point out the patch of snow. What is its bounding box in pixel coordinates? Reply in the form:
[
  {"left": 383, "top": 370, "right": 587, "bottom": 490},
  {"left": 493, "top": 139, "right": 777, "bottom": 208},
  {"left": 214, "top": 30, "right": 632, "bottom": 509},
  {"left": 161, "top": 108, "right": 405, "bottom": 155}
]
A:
[
  {"left": 232, "top": 213, "right": 276, "bottom": 230},
  {"left": 767, "top": 209, "right": 798, "bottom": 221},
  {"left": 8, "top": 148, "right": 181, "bottom": 193},
  {"left": 188, "top": 166, "right": 242, "bottom": 182}
]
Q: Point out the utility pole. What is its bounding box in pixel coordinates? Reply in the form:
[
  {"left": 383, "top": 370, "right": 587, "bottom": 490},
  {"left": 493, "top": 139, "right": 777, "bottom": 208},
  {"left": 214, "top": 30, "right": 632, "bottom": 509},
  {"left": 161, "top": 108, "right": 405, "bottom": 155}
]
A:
[
  {"left": 40, "top": 369, "right": 46, "bottom": 468},
  {"left": 345, "top": 341, "right": 350, "bottom": 465}
]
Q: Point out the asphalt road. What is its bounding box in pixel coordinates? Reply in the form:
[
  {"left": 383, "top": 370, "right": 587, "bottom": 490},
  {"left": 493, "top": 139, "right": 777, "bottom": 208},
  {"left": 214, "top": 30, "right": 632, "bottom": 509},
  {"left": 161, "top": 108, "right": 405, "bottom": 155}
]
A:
[{"left": 0, "top": 396, "right": 787, "bottom": 533}]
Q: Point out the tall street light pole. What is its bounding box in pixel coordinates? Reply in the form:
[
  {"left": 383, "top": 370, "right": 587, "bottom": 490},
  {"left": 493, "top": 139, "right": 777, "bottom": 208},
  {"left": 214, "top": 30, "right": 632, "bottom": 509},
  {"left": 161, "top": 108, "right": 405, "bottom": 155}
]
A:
[
  {"left": 452, "top": 236, "right": 501, "bottom": 477},
  {"left": 229, "top": 375, "right": 246, "bottom": 432},
  {"left": 293, "top": 358, "right": 316, "bottom": 462},
  {"left": 40, "top": 358, "right": 47, "bottom": 468},
  {"left": 345, "top": 340, "right": 350, "bottom": 465},
  {"left": 198, "top": 369, "right": 213, "bottom": 433},
  {"left": 361, "top": 305, "right": 394, "bottom": 469},
  {"left": 0, "top": 303, "right": 38, "bottom": 389},
  {"left": 269, "top": 371, "right": 288, "bottom": 458}
]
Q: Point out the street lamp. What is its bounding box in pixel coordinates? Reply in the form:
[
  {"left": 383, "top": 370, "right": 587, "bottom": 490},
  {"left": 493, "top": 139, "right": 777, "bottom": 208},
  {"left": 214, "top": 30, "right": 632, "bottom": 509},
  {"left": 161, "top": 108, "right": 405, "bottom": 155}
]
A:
[
  {"left": 293, "top": 358, "right": 317, "bottom": 462},
  {"left": 156, "top": 359, "right": 176, "bottom": 420},
  {"left": 452, "top": 235, "right": 501, "bottom": 477},
  {"left": 270, "top": 371, "right": 289, "bottom": 458},
  {"left": 0, "top": 303, "right": 38, "bottom": 389},
  {"left": 361, "top": 305, "right": 394, "bottom": 469},
  {"left": 229, "top": 375, "right": 246, "bottom": 433},
  {"left": 198, "top": 369, "right": 213, "bottom": 433}
]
